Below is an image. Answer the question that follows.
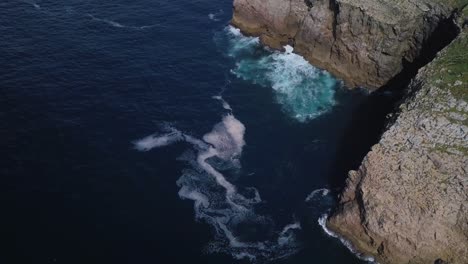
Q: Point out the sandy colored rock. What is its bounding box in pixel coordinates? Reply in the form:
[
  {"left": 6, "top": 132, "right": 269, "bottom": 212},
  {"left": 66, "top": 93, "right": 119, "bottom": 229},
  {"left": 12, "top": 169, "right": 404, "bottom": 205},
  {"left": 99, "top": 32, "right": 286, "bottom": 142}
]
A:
[
  {"left": 327, "top": 31, "right": 468, "bottom": 264},
  {"left": 232, "top": 0, "right": 458, "bottom": 89}
]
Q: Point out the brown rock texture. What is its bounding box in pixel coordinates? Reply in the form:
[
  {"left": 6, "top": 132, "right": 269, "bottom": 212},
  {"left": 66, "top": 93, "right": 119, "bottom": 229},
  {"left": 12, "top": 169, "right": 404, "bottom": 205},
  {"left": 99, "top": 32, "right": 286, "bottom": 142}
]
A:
[
  {"left": 231, "top": 0, "right": 458, "bottom": 89},
  {"left": 327, "top": 30, "right": 468, "bottom": 264}
]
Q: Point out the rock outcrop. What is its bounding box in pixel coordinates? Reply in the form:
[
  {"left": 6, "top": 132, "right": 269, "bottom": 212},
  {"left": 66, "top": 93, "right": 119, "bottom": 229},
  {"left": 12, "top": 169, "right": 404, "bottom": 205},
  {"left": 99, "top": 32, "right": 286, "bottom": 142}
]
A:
[
  {"left": 231, "top": 1, "right": 468, "bottom": 262},
  {"left": 327, "top": 29, "right": 468, "bottom": 263},
  {"left": 232, "top": 0, "right": 459, "bottom": 89}
]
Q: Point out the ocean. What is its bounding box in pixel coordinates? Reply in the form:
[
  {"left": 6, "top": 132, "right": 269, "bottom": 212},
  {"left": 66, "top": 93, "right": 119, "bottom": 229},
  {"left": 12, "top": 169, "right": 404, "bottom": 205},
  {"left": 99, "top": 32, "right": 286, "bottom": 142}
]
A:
[{"left": 0, "top": 1, "right": 388, "bottom": 263}]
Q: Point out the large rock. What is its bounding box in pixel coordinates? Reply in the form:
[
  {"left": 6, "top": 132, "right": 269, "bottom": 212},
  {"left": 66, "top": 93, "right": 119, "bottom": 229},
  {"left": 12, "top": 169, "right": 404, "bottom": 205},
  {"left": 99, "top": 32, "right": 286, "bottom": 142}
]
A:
[
  {"left": 327, "top": 31, "right": 468, "bottom": 263},
  {"left": 231, "top": 0, "right": 457, "bottom": 89}
]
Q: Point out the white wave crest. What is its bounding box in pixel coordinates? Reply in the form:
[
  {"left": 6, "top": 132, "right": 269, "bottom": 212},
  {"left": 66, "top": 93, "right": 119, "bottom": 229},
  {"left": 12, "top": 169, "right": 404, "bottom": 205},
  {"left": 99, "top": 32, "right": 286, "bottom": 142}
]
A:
[
  {"left": 225, "top": 26, "right": 260, "bottom": 57},
  {"left": 318, "top": 214, "right": 376, "bottom": 263},
  {"left": 222, "top": 26, "right": 338, "bottom": 122},
  {"left": 87, "top": 14, "right": 159, "bottom": 30}
]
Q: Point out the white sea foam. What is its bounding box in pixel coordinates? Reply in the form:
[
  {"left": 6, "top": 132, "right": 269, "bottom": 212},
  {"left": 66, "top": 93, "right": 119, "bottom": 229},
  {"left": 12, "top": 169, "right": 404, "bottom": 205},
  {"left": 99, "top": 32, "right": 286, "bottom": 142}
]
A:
[
  {"left": 222, "top": 26, "right": 338, "bottom": 122},
  {"left": 133, "top": 130, "right": 184, "bottom": 151},
  {"left": 208, "top": 10, "right": 223, "bottom": 21},
  {"left": 225, "top": 26, "right": 260, "bottom": 57},
  {"left": 213, "top": 96, "right": 232, "bottom": 111},
  {"left": 305, "top": 188, "right": 330, "bottom": 202},
  {"left": 233, "top": 252, "right": 256, "bottom": 261},
  {"left": 134, "top": 99, "right": 302, "bottom": 261},
  {"left": 178, "top": 185, "right": 210, "bottom": 210},
  {"left": 278, "top": 221, "right": 301, "bottom": 246},
  {"left": 318, "top": 214, "right": 376, "bottom": 263}
]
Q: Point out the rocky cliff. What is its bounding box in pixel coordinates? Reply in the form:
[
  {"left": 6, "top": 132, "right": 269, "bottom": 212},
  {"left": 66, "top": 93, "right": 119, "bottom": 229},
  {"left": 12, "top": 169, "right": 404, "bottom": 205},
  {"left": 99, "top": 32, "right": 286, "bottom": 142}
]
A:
[
  {"left": 232, "top": 0, "right": 468, "bottom": 263},
  {"left": 327, "top": 28, "right": 468, "bottom": 263},
  {"left": 231, "top": 0, "right": 460, "bottom": 89}
]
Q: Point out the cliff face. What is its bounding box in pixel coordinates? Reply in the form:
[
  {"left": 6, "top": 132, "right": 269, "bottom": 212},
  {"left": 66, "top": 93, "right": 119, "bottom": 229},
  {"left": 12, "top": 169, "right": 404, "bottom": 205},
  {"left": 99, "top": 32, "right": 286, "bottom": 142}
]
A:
[
  {"left": 231, "top": 1, "right": 467, "bottom": 262},
  {"left": 328, "top": 30, "right": 468, "bottom": 263},
  {"left": 232, "top": 0, "right": 457, "bottom": 89}
]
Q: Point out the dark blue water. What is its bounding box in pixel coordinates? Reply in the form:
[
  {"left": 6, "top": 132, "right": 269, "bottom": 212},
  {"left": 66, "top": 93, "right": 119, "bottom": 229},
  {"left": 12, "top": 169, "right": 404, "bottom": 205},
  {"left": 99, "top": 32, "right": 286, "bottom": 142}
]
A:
[{"left": 1, "top": 1, "right": 371, "bottom": 263}]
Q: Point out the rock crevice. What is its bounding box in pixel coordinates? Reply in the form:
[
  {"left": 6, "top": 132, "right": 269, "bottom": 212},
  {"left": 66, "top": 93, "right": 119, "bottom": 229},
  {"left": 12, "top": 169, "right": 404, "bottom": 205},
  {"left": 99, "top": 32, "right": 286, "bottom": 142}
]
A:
[
  {"left": 327, "top": 30, "right": 468, "bottom": 263},
  {"left": 231, "top": 1, "right": 468, "bottom": 263}
]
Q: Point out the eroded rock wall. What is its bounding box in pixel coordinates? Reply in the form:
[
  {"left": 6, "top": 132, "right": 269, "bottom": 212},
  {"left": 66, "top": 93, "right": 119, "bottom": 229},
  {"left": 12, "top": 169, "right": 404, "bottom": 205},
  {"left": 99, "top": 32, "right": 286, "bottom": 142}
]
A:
[
  {"left": 232, "top": 0, "right": 456, "bottom": 89},
  {"left": 327, "top": 31, "right": 468, "bottom": 263}
]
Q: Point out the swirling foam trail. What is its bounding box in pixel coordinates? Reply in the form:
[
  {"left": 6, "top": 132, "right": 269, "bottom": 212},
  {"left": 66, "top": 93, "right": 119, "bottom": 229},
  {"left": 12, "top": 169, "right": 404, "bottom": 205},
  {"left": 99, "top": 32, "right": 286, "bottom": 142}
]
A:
[
  {"left": 134, "top": 131, "right": 183, "bottom": 151},
  {"left": 134, "top": 98, "right": 302, "bottom": 261},
  {"left": 220, "top": 26, "right": 339, "bottom": 122},
  {"left": 318, "top": 214, "right": 375, "bottom": 263},
  {"left": 278, "top": 221, "right": 301, "bottom": 246},
  {"left": 305, "top": 188, "right": 330, "bottom": 202},
  {"left": 213, "top": 96, "right": 232, "bottom": 111}
]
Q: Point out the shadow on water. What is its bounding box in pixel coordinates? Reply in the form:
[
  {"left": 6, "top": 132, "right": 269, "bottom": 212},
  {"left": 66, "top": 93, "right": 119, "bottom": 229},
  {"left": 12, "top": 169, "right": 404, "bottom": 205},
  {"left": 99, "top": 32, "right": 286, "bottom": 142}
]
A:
[{"left": 327, "top": 16, "right": 460, "bottom": 193}]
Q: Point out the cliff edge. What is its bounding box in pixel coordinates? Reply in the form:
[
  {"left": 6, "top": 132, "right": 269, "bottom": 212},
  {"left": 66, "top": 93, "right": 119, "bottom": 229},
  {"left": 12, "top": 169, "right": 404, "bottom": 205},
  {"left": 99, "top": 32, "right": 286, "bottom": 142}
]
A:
[
  {"left": 231, "top": 1, "right": 468, "bottom": 262},
  {"left": 327, "top": 28, "right": 468, "bottom": 263},
  {"left": 232, "top": 0, "right": 460, "bottom": 89}
]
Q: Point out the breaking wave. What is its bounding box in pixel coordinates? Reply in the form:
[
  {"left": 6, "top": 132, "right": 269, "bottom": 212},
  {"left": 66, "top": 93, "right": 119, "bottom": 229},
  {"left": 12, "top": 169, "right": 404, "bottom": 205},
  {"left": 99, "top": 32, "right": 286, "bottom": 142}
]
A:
[
  {"left": 304, "top": 189, "right": 374, "bottom": 263},
  {"left": 318, "top": 214, "right": 375, "bottom": 263},
  {"left": 217, "top": 26, "right": 339, "bottom": 122},
  {"left": 134, "top": 97, "right": 302, "bottom": 261}
]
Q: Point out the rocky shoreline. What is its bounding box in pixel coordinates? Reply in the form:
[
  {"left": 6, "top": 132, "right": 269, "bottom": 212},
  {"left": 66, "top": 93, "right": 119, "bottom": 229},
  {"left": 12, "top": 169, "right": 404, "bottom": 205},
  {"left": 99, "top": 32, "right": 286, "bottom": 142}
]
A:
[
  {"left": 231, "top": 0, "right": 468, "bottom": 263},
  {"left": 328, "top": 30, "right": 468, "bottom": 263},
  {"left": 232, "top": 0, "right": 460, "bottom": 90}
]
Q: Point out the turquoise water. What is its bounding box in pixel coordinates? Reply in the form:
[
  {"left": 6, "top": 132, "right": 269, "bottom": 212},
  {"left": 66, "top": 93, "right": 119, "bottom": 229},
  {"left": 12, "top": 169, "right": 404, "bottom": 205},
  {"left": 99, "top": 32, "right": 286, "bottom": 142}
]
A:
[{"left": 219, "top": 27, "right": 338, "bottom": 122}]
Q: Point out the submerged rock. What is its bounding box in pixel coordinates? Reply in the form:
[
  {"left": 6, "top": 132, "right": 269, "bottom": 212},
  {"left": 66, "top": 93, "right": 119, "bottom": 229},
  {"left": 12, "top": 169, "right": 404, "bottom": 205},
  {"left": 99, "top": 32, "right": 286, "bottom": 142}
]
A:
[
  {"left": 328, "top": 31, "right": 468, "bottom": 263},
  {"left": 231, "top": 0, "right": 459, "bottom": 90}
]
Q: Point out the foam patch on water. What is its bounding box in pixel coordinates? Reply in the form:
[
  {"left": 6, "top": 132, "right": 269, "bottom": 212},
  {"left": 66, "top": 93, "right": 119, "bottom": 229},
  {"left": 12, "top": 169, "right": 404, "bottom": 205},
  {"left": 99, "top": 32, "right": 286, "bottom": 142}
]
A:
[
  {"left": 277, "top": 221, "right": 301, "bottom": 246},
  {"left": 134, "top": 98, "right": 302, "bottom": 261},
  {"left": 22, "top": 0, "right": 41, "bottom": 9},
  {"left": 318, "top": 214, "right": 376, "bottom": 263},
  {"left": 208, "top": 10, "right": 224, "bottom": 21},
  {"left": 224, "top": 26, "right": 260, "bottom": 58},
  {"left": 134, "top": 131, "right": 183, "bottom": 151},
  {"left": 213, "top": 96, "right": 232, "bottom": 111},
  {"left": 305, "top": 188, "right": 330, "bottom": 202},
  {"left": 221, "top": 26, "right": 338, "bottom": 122}
]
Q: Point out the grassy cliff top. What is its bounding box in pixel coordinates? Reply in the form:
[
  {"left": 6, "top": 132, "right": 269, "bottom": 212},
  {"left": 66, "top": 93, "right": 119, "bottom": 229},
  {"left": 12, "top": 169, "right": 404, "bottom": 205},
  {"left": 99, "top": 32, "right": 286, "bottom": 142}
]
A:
[
  {"left": 338, "top": 0, "right": 464, "bottom": 24},
  {"left": 428, "top": 29, "right": 468, "bottom": 101},
  {"left": 453, "top": 0, "right": 468, "bottom": 9}
]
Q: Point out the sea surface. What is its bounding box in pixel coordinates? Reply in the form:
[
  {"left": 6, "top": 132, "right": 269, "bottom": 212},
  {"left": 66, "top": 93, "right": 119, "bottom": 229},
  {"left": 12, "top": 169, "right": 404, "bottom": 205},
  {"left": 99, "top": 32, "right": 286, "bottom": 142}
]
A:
[{"left": 1, "top": 1, "right": 380, "bottom": 263}]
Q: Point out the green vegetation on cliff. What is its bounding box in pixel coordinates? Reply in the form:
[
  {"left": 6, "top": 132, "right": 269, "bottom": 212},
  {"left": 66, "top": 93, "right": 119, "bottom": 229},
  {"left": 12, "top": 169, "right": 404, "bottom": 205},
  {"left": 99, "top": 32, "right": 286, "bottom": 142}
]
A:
[
  {"left": 454, "top": 0, "right": 468, "bottom": 9},
  {"left": 429, "top": 30, "right": 468, "bottom": 101},
  {"left": 328, "top": 13, "right": 467, "bottom": 263}
]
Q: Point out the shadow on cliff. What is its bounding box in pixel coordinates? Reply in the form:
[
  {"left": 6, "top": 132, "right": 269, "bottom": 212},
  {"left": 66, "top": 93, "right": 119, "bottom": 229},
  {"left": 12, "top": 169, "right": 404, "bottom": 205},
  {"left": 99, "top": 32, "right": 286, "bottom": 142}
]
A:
[{"left": 327, "top": 16, "right": 460, "bottom": 193}]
